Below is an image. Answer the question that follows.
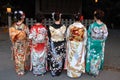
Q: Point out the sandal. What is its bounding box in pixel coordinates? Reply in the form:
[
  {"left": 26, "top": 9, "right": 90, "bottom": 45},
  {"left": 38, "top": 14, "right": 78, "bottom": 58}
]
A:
[{"left": 18, "top": 72, "right": 24, "bottom": 76}]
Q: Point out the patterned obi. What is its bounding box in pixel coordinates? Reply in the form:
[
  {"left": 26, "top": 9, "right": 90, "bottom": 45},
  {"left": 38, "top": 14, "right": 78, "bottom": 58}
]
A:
[
  {"left": 50, "top": 25, "right": 66, "bottom": 42},
  {"left": 91, "top": 27, "right": 105, "bottom": 40},
  {"left": 69, "top": 26, "right": 85, "bottom": 42}
]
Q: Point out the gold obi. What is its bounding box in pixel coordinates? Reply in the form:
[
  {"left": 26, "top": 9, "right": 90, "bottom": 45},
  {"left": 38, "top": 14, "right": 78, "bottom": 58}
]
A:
[
  {"left": 49, "top": 25, "right": 66, "bottom": 42},
  {"left": 9, "top": 25, "right": 27, "bottom": 42},
  {"left": 69, "top": 26, "right": 85, "bottom": 42}
]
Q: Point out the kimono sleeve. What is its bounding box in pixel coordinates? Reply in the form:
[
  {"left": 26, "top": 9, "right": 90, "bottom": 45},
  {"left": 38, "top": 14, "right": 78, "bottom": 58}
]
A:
[{"left": 29, "top": 26, "right": 36, "bottom": 40}]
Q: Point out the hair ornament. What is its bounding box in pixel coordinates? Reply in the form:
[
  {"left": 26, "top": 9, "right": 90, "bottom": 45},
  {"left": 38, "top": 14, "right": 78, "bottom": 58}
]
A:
[
  {"left": 14, "top": 10, "right": 25, "bottom": 19},
  {"left": 52, "top": 12, "right": 55, "bottom": 20}
]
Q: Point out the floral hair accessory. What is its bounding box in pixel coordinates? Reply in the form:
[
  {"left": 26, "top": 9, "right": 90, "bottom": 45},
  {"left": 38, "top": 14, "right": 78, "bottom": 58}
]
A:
[
  {"left": 14, "top": 10, "right": 25, "bottom": 19},
  {"left": 52, "top": 12, "right": 55, "bottom": 20}
]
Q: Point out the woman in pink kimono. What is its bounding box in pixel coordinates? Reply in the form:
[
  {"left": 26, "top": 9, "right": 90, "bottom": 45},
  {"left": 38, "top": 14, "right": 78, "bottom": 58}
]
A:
[
  {"left": 29, "top": 13, "right": 48, "bottom": 76},
  {"left": 9, "top": 10, "right": 30, "bottom": 75},
  {"left": 66, "top": 13, "right": 87, "bottom": 78}
]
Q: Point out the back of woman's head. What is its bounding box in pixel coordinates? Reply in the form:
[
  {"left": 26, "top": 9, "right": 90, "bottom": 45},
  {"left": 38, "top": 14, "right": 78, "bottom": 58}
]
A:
[
  {"left": 94, "top": 9, "right": 104, "bottom": 21},
  {"left": 52, "top": 12, "right": 62, "bottom": 21},
  {"left": 73, "top": 12, "right": 82, "bottom": 21},
  {"left": 35, "top": 13, "right": 45, "bottom": 23},
  {"left": 13, "top": 10, "right": 25, "bottom": 22}
]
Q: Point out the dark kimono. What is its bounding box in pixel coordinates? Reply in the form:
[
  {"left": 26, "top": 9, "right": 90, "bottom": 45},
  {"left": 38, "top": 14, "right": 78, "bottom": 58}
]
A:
[{"left": 48, "top": 24, "right": 66, "bottom": 76}]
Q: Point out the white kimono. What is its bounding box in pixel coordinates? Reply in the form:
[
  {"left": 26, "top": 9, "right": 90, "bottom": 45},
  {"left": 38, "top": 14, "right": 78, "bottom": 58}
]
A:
[{"left": 66, "top": 22, "right": 87, "bottom": 78}]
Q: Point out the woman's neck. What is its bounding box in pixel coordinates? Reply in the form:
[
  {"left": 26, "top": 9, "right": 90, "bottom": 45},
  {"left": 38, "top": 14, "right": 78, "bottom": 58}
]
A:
[
  {"left": 96, "top": 20, "right": 103, "bottom": 25},
  {"left": 75, "top": 21, "right": 80, "bottom": 23},
  {"left": 55, "top": 20, "right": 60, "bottom": 24},
  {"left": 16, "top": 22, "right": 23, "bottom": 26},
  {"left": 35, "top": 23, "right": 42, "bottom": 25}
]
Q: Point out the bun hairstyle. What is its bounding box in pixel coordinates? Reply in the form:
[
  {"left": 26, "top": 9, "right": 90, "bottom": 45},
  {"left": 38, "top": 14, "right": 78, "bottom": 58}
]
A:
[
  {"left": 14, "top": 10, "right": 25, "bottom": 22},
  {"left": 74, "top": 12, "right": 82, "bottom": 21},
  {"left": 94, "top": 9, "right": 104, "bottom": 21},
  {"left": 52, "top": 12, "right": 62, "bottom": 21},
  {"left": 35, "top": 13, "right": 45, "bottom": 23}
]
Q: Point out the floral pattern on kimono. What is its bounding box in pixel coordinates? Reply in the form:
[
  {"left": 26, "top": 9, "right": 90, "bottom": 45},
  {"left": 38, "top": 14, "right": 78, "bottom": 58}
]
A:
[
  {"left": 66, "top": 22, "right": 87, "bottom": 78},
  {"left": 48, "top": 24, "right": 66, "bottom": 76},
  {"left": 9, "top": 23, "right": 30, "bottom": 74},
  {"left": 86, "top": 22, "right": 108, "bottom": 76},
  {"left": 29, "top": 24, "right": 48, "bottom": 75}
]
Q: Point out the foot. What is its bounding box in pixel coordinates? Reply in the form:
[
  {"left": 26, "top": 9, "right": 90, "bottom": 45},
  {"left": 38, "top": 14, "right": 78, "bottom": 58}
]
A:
[{"left": 18, "top": 72, "right": 24, "bottom": 76}]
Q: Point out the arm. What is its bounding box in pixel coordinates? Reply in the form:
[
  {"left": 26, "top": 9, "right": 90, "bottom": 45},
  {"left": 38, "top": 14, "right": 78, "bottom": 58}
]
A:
[
  {"left": 103, "top": 25, "right": 108, "bottom": 40},
  {"left": 87, "top": 24, "right": 92, "bottom": 38},
  {"left": 9, "top": 27, "right": 20, "bottom": 43},
  {"left": 83, "top": 27, "right": 87, "bottom": 46},
  {"left": 29, "top": 27, "right": 36, "bottom": 40}
]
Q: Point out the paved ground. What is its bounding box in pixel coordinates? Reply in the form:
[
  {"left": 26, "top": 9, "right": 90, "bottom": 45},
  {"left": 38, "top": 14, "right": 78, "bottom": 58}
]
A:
[{"left": 0, "top": 29, "right": 120, "bottom": 80}]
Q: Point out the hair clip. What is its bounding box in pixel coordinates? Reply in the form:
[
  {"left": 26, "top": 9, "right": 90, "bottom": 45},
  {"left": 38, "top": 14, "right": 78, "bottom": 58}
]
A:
[
  {"left": 19, "top": 11, "right": 24, "bottom": 15},
  {"left": 14, "top": 11, "right": 17, "bottom": 14},
  {"left": 52, "top": 12, "right": 55, "bottom": 20},
  {"left": 59, "top": 13, "right": 62, "bottom": 19}
]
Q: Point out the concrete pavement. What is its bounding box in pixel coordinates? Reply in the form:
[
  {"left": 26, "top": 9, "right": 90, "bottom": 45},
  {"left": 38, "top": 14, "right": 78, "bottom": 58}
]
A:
[{"left": 0, "top": 29, "right": 120, "bottom": 80}]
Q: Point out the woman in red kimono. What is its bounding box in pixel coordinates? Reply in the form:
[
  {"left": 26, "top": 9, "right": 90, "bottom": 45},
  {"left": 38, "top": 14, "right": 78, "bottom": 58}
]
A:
[
  {"left": 29, "top": 13, "right": 48, "bottom": 76},
  {"left": 9, "top": 10, "right": 30, "bottom": 75}
]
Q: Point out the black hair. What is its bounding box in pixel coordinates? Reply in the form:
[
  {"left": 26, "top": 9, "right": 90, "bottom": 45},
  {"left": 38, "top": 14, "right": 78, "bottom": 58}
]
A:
[
  {"left": 13, "top": 10, "right": 25, "bottom": 22},
  {"left": 94, "top": 9, "right": 104, "bottom": 21},
  {"left": 35, "top": 13, "right": 45, "bottom": 23},
  {"left": 73, "top": 12, "right": 81, "bottom": 21},
  {"left": 53, "top": 12, "right": 62, "bottom": 21}
]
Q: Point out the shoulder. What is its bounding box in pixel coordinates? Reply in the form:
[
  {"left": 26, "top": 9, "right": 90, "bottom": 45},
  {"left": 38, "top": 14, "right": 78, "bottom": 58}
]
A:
[
  {"left": 90, "top": 22, "right": 96, "bottom": 26},
  {"left": 49, "top": 25, "right": 54, "bottom": 30},
  {"left": 9, "top": 26, "right": 15, "bottom": 31},
  {"left": 61, "top": 25, "right": 66, "bottom": 28},
  {"left": 102, "top": 23, "right": 107, "bottom": 27},
  {"left": 23, "top": 24, "right": 28, "bottom": 28},
  {"left": 67, "top": 24, "right": 72, "bottom": 30},
  {"left": 101, "top": 23, "right": 108, "bottom": 30},
  {"left": 89, "top": 22, "right": 96, "bottom": 29}
]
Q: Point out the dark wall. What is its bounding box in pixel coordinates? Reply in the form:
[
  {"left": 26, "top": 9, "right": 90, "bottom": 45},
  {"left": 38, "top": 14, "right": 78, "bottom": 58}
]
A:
[
  {"left": 12, "top": 0, "right": 35, "bottom": 18},
  {"left": 40, "top": 0, "right": 82, "bottom": 14}
]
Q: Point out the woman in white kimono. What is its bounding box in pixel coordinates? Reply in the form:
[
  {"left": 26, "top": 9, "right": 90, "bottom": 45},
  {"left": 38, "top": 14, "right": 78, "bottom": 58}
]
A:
[{"left": 66, "top": 13, "right": 87, "bottom": 78}]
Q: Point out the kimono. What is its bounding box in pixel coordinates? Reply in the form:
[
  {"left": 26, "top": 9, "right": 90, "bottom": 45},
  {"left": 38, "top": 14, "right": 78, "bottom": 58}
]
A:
[
  {"left": 86, "top": 22, "right": 108, "bottom": 76},
  {"left": 66, "top": 22, "right": 87, "bottom": 78},
  {"left": 29, "top": 24, "right": 48, "bottom": 75},
  {"left": 9, "top": 23, "right": 30, "bottom": 75},
  {"left": 48, "top": 24, "right": 66, "bottom": 76}
]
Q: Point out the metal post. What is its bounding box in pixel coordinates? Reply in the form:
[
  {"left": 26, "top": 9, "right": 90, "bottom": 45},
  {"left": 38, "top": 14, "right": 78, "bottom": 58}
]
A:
[{"left": 8, "top": 14, "right": 12, "bottom": 27}]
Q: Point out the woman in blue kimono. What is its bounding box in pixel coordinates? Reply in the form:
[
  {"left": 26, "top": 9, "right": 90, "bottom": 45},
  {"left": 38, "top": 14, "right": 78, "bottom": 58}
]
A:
[
  {"left": 86, "top": 9, "right": 108, "bottom": 76},
  {"left": 47, "top": 12, "right": 66, "bottom": 77}
]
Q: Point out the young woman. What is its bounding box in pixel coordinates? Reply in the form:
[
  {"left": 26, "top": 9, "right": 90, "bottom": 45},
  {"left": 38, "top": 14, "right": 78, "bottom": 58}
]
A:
[
  {"left": 48, "top": 12, "right": 66, "bottom": 76},
  {"left": 9, "top": 10, "right": 30, "bottom": 75},
  {"left": 66, "top": 13, "right": 87, "bottom": 78},
  {"left": 86, "top": 9, "right": 108, "bottom": 76},
  {"left": 29, "top": 13, "right": 48, "bottom": 76}
]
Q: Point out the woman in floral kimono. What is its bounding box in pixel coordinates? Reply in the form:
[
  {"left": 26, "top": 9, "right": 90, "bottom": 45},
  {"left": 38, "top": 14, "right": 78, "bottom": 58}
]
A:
[
  {"left": 66, "top": 13, "right": 87, "bottom": 78},
  {"left": 9, "top": 10, "right": 30, "bottom": 75},
  {"left": 47, "top": 12, "right": 66, "bottom": 76},
  {"left": 29, "top": 13, "right": 48, "bottom": 76},
  {"left": 86, "top": 9, "right": 108, "bottom": 76}
]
